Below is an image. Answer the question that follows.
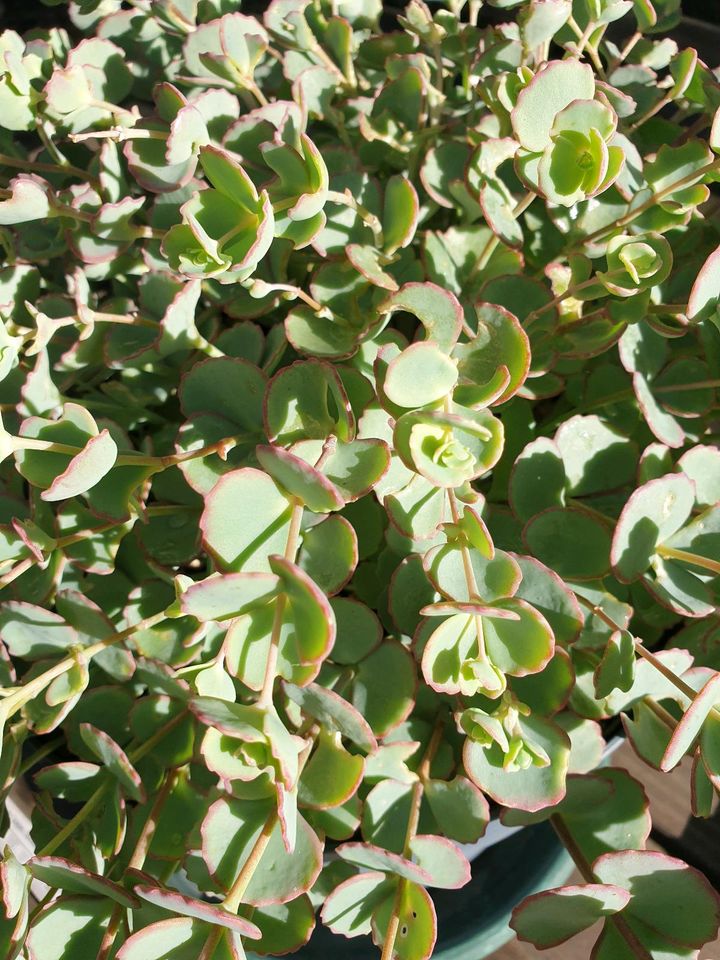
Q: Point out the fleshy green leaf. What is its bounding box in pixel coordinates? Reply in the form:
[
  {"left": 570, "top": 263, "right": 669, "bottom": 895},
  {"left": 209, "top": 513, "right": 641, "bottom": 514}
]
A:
[{"left": 511, "top": 883, "right": 631, "bottom": 948}]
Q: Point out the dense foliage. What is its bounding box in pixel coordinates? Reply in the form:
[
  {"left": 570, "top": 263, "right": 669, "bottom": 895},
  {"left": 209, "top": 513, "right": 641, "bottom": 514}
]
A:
[{"left": 0, "top": 0, "right": 719, "bottom": 957}]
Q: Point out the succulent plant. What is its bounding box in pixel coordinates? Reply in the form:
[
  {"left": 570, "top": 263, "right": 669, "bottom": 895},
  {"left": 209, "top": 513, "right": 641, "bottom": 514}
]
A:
[{"left": 0, "top": 1, "right": 719, "bottom": 959}]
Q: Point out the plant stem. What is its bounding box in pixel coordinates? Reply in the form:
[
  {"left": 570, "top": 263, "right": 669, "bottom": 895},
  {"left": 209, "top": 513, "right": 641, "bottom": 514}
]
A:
[
  {"left": 38, "top": 782, "right": 108, "bottom": 856},
  {"left": 97, "top": 907, "right": 125, "bottom": 960},
  {"left": 96, "top": 767, "right": 183, "bottom": 960},
  {"left": 656, "top": 545, "right": 720, "bottom": 575},
  {"left": 577, "top": 156, "right": 720, "bottom": 249},
  {"left": 550, "top": 814, "right": 596, "bottom": 883},
  {"left": 326, "top": 189, "right": 384, "bottom": 247},
  {"left": 18, "top": 736, "right": 64, "bottom": 776},
  {"left": 69, "top": 126, "right": 162, "bottom": 145},
  {"left": 380, "top": 717, "right": 444, "bottom": 960},
  {"left": 525, "top": 271, "right": 625, "bottom": 328},
  {"left": 223, "top": 813, "right": 277, "bottom": 912},
  {"left": 130, "top": 710, "right": 187, "bottom": 764},
  {"left": 567, "top": 17, "right": 606, "bottom": 77},
  {"left": 610, "top": 31, "right": 641, "bottom": 70},
  {"left": 129, "top": 768, "right": 180, "bottom": 871},
  {"left": 642, "top": 696, "right": 678, "bottom": 729},
  {"left": 0, "top": 557, "right": 33, "bottom": 590},
  {"left": 447, "top": 489, "right": 488, "bottom": 660},
  {"left": 8, "top": 431, "right": 255, "bottom": 473},
  {"left": 654, "top": 380, "right": 720, "bottom": 393},
  {"left": 629, "top": 92, "right": 673, "bottom": 132},
  {"left": 0, "top": 612, "right": 167, "bottom": 725},
  {"left": 576, "top": 595, "right": 698, "bottom": 702},
  {"left": 197, "top": 728, "right": 319, "bottom": 959},
  {"left": 37, "top": 714, "right": 185, "bottom": 858},
  {"left": 566, "top": 16, "right": 594, "bottom": 57},
  {"left": 648, "top": 303, "right": 688, "bottom": 314},
  {"left": 633, "top": 644, "right": 698, "bottom": 702},
  {"left": 0, "top": 153, "right": 90, "bottom": 181},
  {"left": 36, "top": 121, "right": 71, "bottom": 168},
  {"left": 258, "top": 498, "right": 304, "bottom": 707},
  {"left": 473, "top": 192, "right": 535, "bottom": 278}
]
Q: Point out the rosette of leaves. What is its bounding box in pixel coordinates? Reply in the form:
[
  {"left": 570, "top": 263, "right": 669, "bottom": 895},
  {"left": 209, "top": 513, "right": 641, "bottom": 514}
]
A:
[
  {"left": 511, "top": 59, "right": 625, "bottom": 205},
  {"left": 163, "top": 145, "right": 274, "bottom": 280},
  {"left": 598, "top": 232, "right": 673, "bottom": 297},
  {"left": 0, "top": 1, "right": 720, "bottom": 960}
]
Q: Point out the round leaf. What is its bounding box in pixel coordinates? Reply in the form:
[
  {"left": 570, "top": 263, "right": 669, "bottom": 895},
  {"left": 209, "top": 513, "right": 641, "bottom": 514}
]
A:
[
  {"left": 511, "top": 883, "right": 631, "bottom": 949},
  {"left": 611, "top": 473, "right": 695, "bottom": 582},
  {"left": 384, "top": 343, "right": 458, "bottom": 409}
]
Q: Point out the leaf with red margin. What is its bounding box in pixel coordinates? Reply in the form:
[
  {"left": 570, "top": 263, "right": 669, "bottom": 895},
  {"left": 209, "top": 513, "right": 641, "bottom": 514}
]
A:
[
  {"left": 28, "top": 857, "right": 138, "bottom": 908},
  {"left": 179, "top": 572, "right": 279, "bottom": 622},
  {"left": 688, "top": 243, "right": 720, "bottom": 322},
  {"left": 291, "top": 437, "right": 392, "bottom": 504},
  {"left": 423, "top": 776, "right": 490, "bottom": 844},
  {"left": 352, "top": 640, "right": 417, "bottom": 737},
  {"left": 408, "top": 836, "right": 471, "bottom": 889},
  {"left": 511, "top": 883, "right": 631, "bottom": 948},
  {"left": 116, "top": 917, "right": 245, "bottom": 960},
  {"left": 610, "top": 473, "right": 695, "bottom": 582},
  {"left": 371, "top": 880, "right": 437, "bottom": 960},
  {"left": 454, "top": 302, "right": 530, "bottom": 407},
  {"left": 297, "top": 514, "right": 358, "bottom": 597},
  {"left": 633, "top": 372, "right": 685, "bottom": 449},
  {"left": 564, "top": 768, "right": 651, "bottom": 862},
  {"left": 269, "top": 555, "right": 336, "bottom": 666},
  {"left": 264, "top": 359, "right": 354, "bottom": 445},
  {"left": 692, "top": 749, "right": 715, "bottom": 818},
  {"left": 383, "top": 175, "right": 419, "bottom": 252},
  {"left": 621, "top": 699, "right": 674, "bottom": 770},
  {"left": 378, "top": 282, "right": 463, "bottom": 352},
  {"left": 321, "top": 871, "right": 394, "bottom": 938},
  {"left": 133, "top": 885, "right": 261, "bottom": 938},
  {"left": 27, "top": 896, "right": 113, "bottom": 960},
  {"left": 201, "top": 796, "right": 322, "bottom": 906},
  {"left": 41, "top": 430, "right": 117, "bottom": 502},
  {"left": 0, "top": 848, "right": 29, "bottom": 920},
  {"left": 79, "top": 722, "right": 145, "bottom": 803},
  {"left": 298, "top": 729, "right": 364, "bottom": 809},
  {"left": 252, "top": 895, "right": 316, "bottom": 956},
  {"left": 256, "top": 444, "right": 345, "bottom": 513},
  {"left": 284, "top": 682, "right": 377, "bottom": 753},
  {"left": 200, "top": 467, "right": 293, "bottom": 574},
  {"left": 336, "top": 842, "right": 432, "bottom": 885},
  {"left": 593, "top": 849, "right": 720, "bottom": 950},
  {"left": 661, "top": 672, "right": 720, "bottom": 772},
  {"left": 511, "top": 554, "right": 583, "bottom": 647}
]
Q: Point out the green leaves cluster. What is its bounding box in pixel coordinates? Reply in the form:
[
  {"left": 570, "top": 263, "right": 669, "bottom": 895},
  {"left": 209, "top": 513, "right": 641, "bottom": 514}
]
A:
[{"left": 0, "top": 1, "right": 719, "bottom": 959}]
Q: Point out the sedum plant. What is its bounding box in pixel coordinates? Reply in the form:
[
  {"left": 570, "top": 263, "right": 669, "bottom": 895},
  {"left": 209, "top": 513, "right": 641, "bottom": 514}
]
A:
[{"left": 0, "top": 0, "right": 720, "bottom": 958}]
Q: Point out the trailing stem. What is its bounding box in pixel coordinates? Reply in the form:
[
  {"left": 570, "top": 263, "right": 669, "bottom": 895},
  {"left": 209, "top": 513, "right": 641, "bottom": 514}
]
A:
[
  {"left": 575, "top": 594, "right": 702, "bottom": 704},
  {"left": 97, "top": 769, "right": 180, "bottom": 960},
  {"left": 258, "top": 497, "right": 304, "bottom": 707},
  {"left": 37, "top": 711, "right": 186, "bottom": 858},
  {"left": 0, "top": 612, "right": 168, "bottom": 731},
  {"left": 575, "top": 156, "right": 720, "bottom": 249},
  {"left": 381, "top": 717, "right": 445, "bottom": 960}
]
